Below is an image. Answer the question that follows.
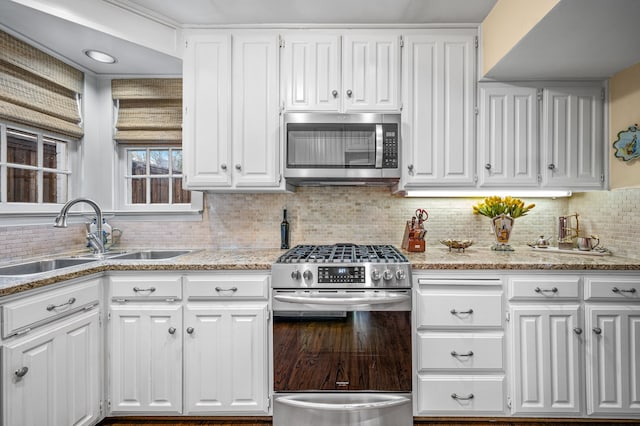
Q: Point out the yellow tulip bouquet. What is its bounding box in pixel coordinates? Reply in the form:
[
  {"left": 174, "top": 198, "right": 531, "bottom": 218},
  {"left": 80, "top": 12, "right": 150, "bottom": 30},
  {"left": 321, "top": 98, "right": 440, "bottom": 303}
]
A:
[{"left": 472, "top": 196, "right": 535, "bottom": 219}]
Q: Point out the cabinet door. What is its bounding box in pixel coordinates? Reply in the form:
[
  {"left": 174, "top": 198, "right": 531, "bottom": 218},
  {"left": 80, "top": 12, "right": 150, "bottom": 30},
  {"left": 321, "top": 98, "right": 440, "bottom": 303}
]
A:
[
  {"left": 2, "top": 310, "right": 100, "bottom": 426},
  {"left": 478, "top": 86, "right": 539, "bottom": 187},
  {"left": 541, "top": 86, "right": 604, "bottom": 189},
  {"left": 184, "top": 303, "right": 269, "bottom": 414},
  {"left": 109, "top": 304, "right": 182, "bottom": 414},
  {"left": 232, "top": 33, "right": 281, "bottom": 188},
  {"left": 586, "top": 305, "right": 640, "bottom": 414},
  {"left": 342, "top": 33, "right": 400, "bottom": 112},
  {"left": 510, "top": 306, "right": 581, "bottom": 414},
  {"left": 183, "top": 33, "right": 232, "bottom": 189},
  {"left": 402, "top": 32, "right": 475, "bottom": 187},
  {"left": 282, "top": 33, "right": 340, "bottom": 111}
]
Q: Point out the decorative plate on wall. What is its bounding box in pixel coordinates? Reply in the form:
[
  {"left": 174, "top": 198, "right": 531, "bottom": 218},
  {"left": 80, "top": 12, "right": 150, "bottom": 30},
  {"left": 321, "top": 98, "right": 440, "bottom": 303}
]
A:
[{"left": 613, "top": 124, "right": 640, "bottom": 161}]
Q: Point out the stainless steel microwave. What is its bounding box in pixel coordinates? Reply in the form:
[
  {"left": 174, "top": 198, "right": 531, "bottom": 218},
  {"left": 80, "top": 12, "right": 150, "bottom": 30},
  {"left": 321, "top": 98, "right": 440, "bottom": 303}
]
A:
[{"left": 283, "top": 113, "right": 401, "bottom": 186}]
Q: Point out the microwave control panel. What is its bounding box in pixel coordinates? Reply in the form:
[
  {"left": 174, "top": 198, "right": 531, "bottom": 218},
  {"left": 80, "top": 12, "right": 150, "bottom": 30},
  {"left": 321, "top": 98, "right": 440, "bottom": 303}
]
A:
[{"left": 382, "top": 124, "right": 399, "bottom": 168}]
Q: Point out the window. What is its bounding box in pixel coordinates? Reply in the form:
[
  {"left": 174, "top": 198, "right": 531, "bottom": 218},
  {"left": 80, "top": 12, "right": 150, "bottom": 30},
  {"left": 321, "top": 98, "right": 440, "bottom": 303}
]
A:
[
  {"left": 125, "top": 146, "right": 190, "bottom": 205},
  {"left": 1, "top": 123, "right": 75, "bottom": 206}
]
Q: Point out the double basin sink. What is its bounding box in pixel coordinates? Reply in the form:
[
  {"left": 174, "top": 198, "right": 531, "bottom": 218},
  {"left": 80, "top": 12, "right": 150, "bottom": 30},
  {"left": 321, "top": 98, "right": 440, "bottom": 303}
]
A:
[{"left": 0, "top": 250, "right": 195, "bottom": 277}]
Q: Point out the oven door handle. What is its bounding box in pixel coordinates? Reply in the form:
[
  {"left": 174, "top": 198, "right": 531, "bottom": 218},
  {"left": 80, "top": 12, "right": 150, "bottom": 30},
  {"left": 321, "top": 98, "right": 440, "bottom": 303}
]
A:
[
  {"left": 276, "top": 394, "right": 411, "bottom": 411},
  {"left": 273, "top": 292, "right": 410, "bottom": 305}
]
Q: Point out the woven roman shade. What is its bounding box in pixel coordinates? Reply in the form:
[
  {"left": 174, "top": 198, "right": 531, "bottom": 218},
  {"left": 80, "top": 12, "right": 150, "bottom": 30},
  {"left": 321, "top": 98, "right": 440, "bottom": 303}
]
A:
[
  {"left": 112, "top": 78, "right": 182, "bottom": 142},
  {"left": 0, "top": 30, "right": 84, "bottom": 139}
]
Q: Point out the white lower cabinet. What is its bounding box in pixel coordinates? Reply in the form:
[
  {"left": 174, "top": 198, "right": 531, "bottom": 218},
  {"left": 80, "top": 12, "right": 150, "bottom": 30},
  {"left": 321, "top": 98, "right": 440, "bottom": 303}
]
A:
[
  {"left": 107, "top": 272, "right": 271, "bottom": 417},
  {"left": 584, "top": 275, "right": 640, "bottom": 415},
  {"left": 413, "top": 274, "right": 505, "bottom": 416},
  {"left": 109, "top": 304, "right": 183, "bottom": 414},
  {"left": 1, "top": 279, "right": 102, "bottom": 426},
  {"left": 509, "top": 305, "right": 582, "bottom": 414},
  {"left": 184, "top": 303, "right": 269, "bottom": 413}
]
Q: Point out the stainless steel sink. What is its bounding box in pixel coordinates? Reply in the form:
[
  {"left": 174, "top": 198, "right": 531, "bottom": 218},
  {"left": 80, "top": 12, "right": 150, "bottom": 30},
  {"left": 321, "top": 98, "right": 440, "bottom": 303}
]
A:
[
  {"left": 109, "top": 250, "right": 195, "bottom": 260},
  {"left": 0, "top": 258, "right": 98, "bottom": 276}
]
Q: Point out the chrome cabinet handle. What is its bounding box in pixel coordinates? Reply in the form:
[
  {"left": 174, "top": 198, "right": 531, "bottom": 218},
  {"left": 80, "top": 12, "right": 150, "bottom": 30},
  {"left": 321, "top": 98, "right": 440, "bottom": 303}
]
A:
[
  {"left": 451, "top": 393, "right": 474, "bottom": 400},
  {"left": 548, "top": 163, "right": 556, "bottom": 170},
  {"left": 46, "top": 297, "right": 76, "bottom": 311},
  {"left": 450, "top": 308, "right": 473, "bottom": 315},
  {"left": 573, "top": 327, "right": 583, "bottom": 335},
  {"left": 14, "top": 367, "right": 28, "bottom": 378},
  {"left": 346, "top": 89, "right": 353, "bottom": 97},
  {"left": 235, "top": 164, "right": 241, "bottom": 170},
  {"left": 215, "top": 286, "right": 238, "bottom": 293},
  {"left": 221, "top": 163, "right": 227, "bottom": 171},
  {"left": 451, "top": 350, "right": 474, "bottom": 357},
  {"left": 168, "top": 327, "right": 176, "bottom": 335},
  {"left": 593, "top": 327, "right": 602, "bottom": 335},
  {"left": 535, "top": 287, "right": 558, "bottom": 293},
  {"left": 612, "top": 287, "right": 637, "bottom": 294},
  {"left": 485, "top": 163, "right": 491, "bottom": 170},
  {"left": 331, "top": 90, "right": 338, "bottom": 98},
  {"left": 186, "top": 327, "right": 194, "bottom": 334},
  {"left": 133, "top": 286, "right": 156, "bottom": 293}
]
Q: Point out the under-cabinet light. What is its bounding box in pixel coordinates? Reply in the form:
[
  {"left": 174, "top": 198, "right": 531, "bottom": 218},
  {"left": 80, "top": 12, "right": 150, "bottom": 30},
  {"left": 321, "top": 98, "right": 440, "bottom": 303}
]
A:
[
  {"left": 403, "top": 190, "right": 572, "bottom": 198},
  {"left": 84, "top": 49, "right": 117, "bottom": 64}
]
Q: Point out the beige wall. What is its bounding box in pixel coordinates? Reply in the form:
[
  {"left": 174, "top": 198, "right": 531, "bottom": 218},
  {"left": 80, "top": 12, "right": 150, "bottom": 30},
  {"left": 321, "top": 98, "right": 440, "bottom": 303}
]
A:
[
  {"left": 610, "top": 61, "right": 640, "bottom": 189},
  {"left": 481, "top": 0, "right": 559, "bottom": 77}
]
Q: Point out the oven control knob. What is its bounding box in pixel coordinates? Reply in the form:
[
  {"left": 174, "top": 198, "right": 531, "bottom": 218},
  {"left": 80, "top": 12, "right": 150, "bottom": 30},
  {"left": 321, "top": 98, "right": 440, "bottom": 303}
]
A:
[
  {"left": 371, "top": 269, "right": 381, "bottom": 281},
  {"left": 291, "top": 270, "right": 301, "bottom": 280},
  {"left": 395, "top": 269, "right": 407, "bottom": 280},
  {"left": 382, "top": 269, "right": 393, "bottom": 281},
  {"left": 303, "top": 270, "right": 313, "bottom": 281}
]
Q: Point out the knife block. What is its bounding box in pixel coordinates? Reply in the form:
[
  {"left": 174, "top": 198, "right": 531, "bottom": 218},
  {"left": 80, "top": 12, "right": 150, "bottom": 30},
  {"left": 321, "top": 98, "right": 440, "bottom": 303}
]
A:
[{"left": 401, "top": 221, "right": 426, "bottom": 252}]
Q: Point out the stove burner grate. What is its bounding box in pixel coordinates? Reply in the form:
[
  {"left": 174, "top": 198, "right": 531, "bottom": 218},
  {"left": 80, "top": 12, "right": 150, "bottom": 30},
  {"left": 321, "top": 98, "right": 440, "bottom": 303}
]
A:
[{"left": 277, "top": 243, "right": 408, "bottom": 264}]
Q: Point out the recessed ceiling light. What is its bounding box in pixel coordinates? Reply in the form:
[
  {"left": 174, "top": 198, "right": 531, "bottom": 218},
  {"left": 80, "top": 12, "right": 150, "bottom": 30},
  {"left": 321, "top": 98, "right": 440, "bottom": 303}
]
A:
[{"left": 84, "top": 49, "right": 117, "bottom": 64}]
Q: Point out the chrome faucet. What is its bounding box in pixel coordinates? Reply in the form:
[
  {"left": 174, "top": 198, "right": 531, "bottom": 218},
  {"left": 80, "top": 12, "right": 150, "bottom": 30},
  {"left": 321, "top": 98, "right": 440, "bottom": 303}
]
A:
[{"left": 54, "top": 197, "right": 104, "bottom": 254}]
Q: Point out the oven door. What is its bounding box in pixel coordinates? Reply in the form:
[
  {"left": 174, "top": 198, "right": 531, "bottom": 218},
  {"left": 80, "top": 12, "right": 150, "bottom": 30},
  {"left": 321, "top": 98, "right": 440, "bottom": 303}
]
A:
[{"left": 272, "top": 289, "right": 411, "bottom": 393}]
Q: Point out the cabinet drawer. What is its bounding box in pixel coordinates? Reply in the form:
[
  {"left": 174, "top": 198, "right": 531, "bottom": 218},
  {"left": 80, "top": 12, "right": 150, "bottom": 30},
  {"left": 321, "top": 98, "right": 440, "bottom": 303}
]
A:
[
  {"left": 184, "top": 274, "right": 269, "bottom": 300},
  {"left": 584, "top": 276, "right": 640, "bottom": 301},
  {"left": 417, "top": 290, "right": 502, "bottom": 328},
  {"left": 509, "top": 276, "right": 580, "bottom": 300},
  {"left": 417, "top": 333, "right": 503, "bottom": 371},
  {"left": 110, "top": 275, "right": 182, "bottom": 300},
  {"left": 416, "top": 375, "right": 504, "bottom": 413},
  {"left": 2, "top": 279, "right": 100, "bottom": 338}
]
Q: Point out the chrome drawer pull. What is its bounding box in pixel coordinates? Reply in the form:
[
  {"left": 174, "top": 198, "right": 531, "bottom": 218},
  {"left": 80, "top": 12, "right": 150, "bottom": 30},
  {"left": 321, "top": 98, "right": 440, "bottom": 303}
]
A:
[
  {"left": 215, "top": 286, "right": 238, "bottom": 293},
  {"left": 450, "top": 309, "right": 473, "bottom": 315},
  {"left": 593, "top": 327, "right": 602, "bottom": 335},
  {"left": 133, "top": 286, "right": 156, "bottom": 293},
  {"left": 46, "top": 297, "right": 76, "bottom": 311},
  {"left": 168, "top": 327, "right": 176, "bottom": 335},
  {"left": 612, "top": 287, "right": 637, "bottom": 294},
  {"left": 14, "top": 367, "right": 28, "bottom": 378},
  {"left": 451, "top": 393, "right": 474, "bottom": 400},
  {"left": 451, "top": 350, "right": 474, "bottom": 358},
  {"left": 186, "top": 327, "right": 195, "bottom": 334},
  {"left": 535, "top": 287, "right": 558, "bottom": 293}
]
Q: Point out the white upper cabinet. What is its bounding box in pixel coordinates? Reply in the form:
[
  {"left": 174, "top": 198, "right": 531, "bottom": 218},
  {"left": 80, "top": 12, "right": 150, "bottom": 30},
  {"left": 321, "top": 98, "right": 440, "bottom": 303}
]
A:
[
  {"left": 281, "top": 31, "right": 400, "bottom": 112},
  {"left": 342, "top": 33, "right": 400, "bottom": 112},
  {"left": 183, "top": 33, "right": 232, "bottom": 189},
  {"left": 478, "top": 85, "right": 539, "bottom": 187},
  {"left": 281, "top": 33, "right": 340, "bottom": 111},
  {"left": 401, "top": 30, "right": 476, "bottom": 188},
  {"left": 183, "top": 31, "right": 284, "bottom": 191},
  {"left": 541, "top": 86, "right": 605, "bottom": 189}
]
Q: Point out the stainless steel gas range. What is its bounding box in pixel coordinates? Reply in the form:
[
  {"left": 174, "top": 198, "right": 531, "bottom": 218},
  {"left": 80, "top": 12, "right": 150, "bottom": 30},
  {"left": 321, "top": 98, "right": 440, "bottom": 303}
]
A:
[{"left": 271, "top": 244, "right": 413, "bottom": 426}]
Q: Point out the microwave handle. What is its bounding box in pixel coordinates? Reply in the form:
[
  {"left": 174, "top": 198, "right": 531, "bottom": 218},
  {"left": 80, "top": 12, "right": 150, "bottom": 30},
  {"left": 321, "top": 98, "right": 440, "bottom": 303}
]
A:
[{"left": 375, "top": 124, "right": 383, "bottom": 168}]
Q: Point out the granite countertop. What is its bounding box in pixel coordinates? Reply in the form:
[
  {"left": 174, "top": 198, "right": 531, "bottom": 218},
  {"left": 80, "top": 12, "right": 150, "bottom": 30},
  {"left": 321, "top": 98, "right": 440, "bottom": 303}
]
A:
[{"left": 1, "top": 246, "right": 639, "bottom": 298}]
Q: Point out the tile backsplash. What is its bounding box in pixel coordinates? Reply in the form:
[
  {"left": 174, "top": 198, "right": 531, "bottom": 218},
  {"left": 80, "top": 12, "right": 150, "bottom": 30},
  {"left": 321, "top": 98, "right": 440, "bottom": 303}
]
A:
[{"left": 1, "top": 188, "right": 640, "bottom": 262}]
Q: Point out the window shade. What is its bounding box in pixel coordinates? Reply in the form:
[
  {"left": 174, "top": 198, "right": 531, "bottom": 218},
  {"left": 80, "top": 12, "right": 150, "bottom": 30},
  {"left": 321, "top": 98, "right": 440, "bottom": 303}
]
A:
[
  {"left": 112, "top": 78, "right": 182, "bottom": 142},
  {"left": 0, "top": 30, "right": 84, "bottom": 139}
]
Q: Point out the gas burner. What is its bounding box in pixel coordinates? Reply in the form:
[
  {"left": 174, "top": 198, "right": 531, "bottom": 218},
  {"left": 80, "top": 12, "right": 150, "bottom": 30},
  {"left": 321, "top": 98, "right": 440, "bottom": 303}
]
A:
[{"left": 273, "top": 244, "right": 411, "bottom": 289}]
